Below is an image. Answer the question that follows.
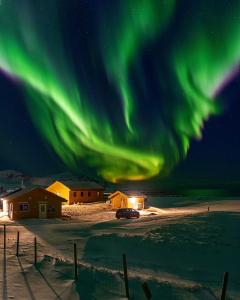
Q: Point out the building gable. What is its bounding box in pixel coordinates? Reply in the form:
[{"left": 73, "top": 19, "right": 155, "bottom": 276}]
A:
[
  {"left": 46, "top": 181, "right": 70, "bottom": 201},
  {"left": 109, "top": 191, "right": 127, "bottom": 199}
]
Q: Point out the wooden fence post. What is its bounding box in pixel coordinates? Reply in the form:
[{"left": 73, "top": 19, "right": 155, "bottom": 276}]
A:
[
  {"left": 3, "top": 224, "right": 6, "bottom": 250},
  {"left": 122, "top": 254, "right": 129, "bottom": 298},
  {"left": 142, "top": 282, "right": 152, "bottom": 299},
  {"left": 16, "top": 231, "right": 19, "bottom": 256},
  {"left": 34, "top": 237, "right": 37, "bottom": 265},
  {"left": 74, "top": 243, "right": 78, "bottom": 281},
  {"left": 221, "top": 272, "right": 229, "bottom": 300}
]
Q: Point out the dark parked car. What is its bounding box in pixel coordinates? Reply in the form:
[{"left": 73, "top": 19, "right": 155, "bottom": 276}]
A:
[{"left": 116, "top": 208, "right": 140, "bottom": 219}]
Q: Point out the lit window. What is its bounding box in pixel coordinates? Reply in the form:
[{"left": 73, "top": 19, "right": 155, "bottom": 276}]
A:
[
  {"left": 129, "top": 197, "right": 136, "bottom": 204},
  {"left": 20, "top": 203, "right": 29, "bottom": 211}
]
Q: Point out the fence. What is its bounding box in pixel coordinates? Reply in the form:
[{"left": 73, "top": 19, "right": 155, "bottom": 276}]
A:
[{"left": 0, "top": 224, "right": 236, "bottom": 299}]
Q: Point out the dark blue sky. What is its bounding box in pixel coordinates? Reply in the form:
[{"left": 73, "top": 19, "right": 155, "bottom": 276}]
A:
[
  {"left": 0, "top": 73, "right": 65, "bottom": 175},
  {"left": 0, "top": 0, "right": 240, "bottom": 184},
  {"left": 172, "top": 75, "right": 240, "bottom": 182},
  {"left": 1, "top": 59, "right": 240, "bottom": 182}
]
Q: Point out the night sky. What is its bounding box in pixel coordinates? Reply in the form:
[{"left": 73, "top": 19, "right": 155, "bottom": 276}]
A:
[{"left": 0, "top": 0, "right": 240, "bottom": 184}]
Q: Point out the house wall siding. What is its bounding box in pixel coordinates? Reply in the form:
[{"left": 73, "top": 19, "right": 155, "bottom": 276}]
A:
[
  {"left": 69, "top": 190, "right": 104, "bottom": 204},
  {"left": 8, "top": 189, "right": 63, "bottom": 220},
  {"left": 111, "top": 194, "right": 128, "bottom": 209}
]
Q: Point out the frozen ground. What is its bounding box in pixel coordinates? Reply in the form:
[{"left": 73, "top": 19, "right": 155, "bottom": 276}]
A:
[{"left": 0, "top": 197, "right": 239, "bottom": 299}]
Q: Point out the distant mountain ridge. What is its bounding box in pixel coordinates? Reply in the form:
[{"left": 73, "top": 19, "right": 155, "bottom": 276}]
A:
[
  {"left": 2, "top": 170, "right": 240, "bottom": 196},
  {"left": 0, "top": 170, "right": 24, "bottom": 179},
  {"left": 0, "top": 170, "right": 107, "bottom": 192}
]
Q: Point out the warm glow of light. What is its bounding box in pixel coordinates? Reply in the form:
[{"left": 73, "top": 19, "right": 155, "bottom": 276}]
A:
[
  {"left": 129, "top": 197, "right": 138, "bottom": 209},
  {"left": 129, "top": 197, "right": 137, "bottom": 204}
]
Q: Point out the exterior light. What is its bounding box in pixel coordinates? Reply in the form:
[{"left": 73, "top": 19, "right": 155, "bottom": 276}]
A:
[
  {"left": 129, "top": 197, "right": 138, "bottom": 209},
  {"left": 129, "top": 197, "right": 136, "bottom": 204}
]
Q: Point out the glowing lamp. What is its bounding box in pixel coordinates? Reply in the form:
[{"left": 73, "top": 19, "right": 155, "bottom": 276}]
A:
[
  {"left": 129, "top": 197, "right": 136, "bottom": 203},
  {"left": 129, "top": 197, "right": 138, "bottom": 209}
]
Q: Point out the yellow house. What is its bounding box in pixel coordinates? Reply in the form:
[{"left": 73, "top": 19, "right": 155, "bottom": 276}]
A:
[
  {"left": 109, "top": 191, "right": 145, "bottom": 210},
  {"left": 46, "top": 180, "right": 104, "bottom": 205}
]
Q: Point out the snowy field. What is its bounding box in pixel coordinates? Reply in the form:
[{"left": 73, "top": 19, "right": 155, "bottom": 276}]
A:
[{"left": 0, "top": 197, "right": 240, "bottom": 299}]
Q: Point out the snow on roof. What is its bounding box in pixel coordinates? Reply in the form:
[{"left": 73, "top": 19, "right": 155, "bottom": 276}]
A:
[
  {"left": 124, "top": 191, "right": 146, "bottom": 197},
  {"left": 57, "top": 180, "right": 104, "bottom": 190},
  {"left": 3, "top": 187, "right": 67, "bottom": 201},
  {"left": 109, "top": 190, "right": 146, "bottom": 199},
  {"left": 1, "top": 187, "right": 23, "bottom": 199}
]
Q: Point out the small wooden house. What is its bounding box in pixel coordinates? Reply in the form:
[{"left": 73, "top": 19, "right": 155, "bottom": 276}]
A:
[
  {"left": 109, "top": 191, "right": 145, "bottom": 210},
  {"left": 46, "top": 180, "right": 104, "bottom": 205},
  {"left": 1, "top": 187, "right": 66, "bottom": 220}
]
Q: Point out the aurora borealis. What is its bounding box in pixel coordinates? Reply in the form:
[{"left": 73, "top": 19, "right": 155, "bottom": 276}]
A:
[{"left": 0, "top": 1, "right": 240, "bottom": 182}]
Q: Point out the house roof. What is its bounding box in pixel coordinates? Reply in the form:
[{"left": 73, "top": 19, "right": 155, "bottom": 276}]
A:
[
  {"left": 124, "top": 191, "right": 146, "bottom": 197},
  {"left": 1, "top": 187, "right": 22, "bottom": 199},
  {"left": 3, "top": 187, "right": 67, "bottom": 202},
  {"left": 109, "top": 190, "right": 146, "bottom": 199},
  {"left": 56, "top": 180, "right": 104, "bottom": 190}
]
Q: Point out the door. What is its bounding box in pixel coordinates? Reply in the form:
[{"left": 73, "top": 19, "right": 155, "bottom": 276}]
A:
[{"left": 39, "top": 203, "right": 47, "bottom": 218}]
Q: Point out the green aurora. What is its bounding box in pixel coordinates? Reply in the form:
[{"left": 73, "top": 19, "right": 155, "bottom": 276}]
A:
[{"left": 0, "top": 0, "right": 240, "bottom": 182}]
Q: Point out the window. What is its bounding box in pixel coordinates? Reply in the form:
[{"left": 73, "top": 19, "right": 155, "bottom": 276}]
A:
[
  {"left": 88, "top": 192, "right": 91, "bottom": 197},
  {"left": 97, "top": 192, "right": 100, "bottom": 197},
  {"left": 73, "top": 192, "right": 77, "bottom": 197},
  {"left": 81, "top": 192, "right": 84, "bottom": 197},
  {"left": 19, "top": 203, "right": 29, "bottom": 211}
]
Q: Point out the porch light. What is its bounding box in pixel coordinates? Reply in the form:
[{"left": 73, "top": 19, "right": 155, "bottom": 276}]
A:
[{"left": 129, "top": 197, "right": 136, "bottom": 204}]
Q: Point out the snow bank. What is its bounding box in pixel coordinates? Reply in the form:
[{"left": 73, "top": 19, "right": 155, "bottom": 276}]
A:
[
  {"left": 81, "top": 212, "right": 240, "bottom": 299},
  {"left": 0, "top": 198, "right": 239, "bottom": 299},
  {"left": 36, "top": 255, "right": 218, "bottom": 300}
]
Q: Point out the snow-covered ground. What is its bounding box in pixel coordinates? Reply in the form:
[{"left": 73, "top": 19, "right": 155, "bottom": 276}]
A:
[{"left": 0, "top": 197, "right": 239, "bottom": 299}]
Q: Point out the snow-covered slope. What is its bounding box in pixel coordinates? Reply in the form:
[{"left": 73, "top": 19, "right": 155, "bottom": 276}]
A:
[{"left": 0, "top": 198, "right": 239, "bottom": 299}]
